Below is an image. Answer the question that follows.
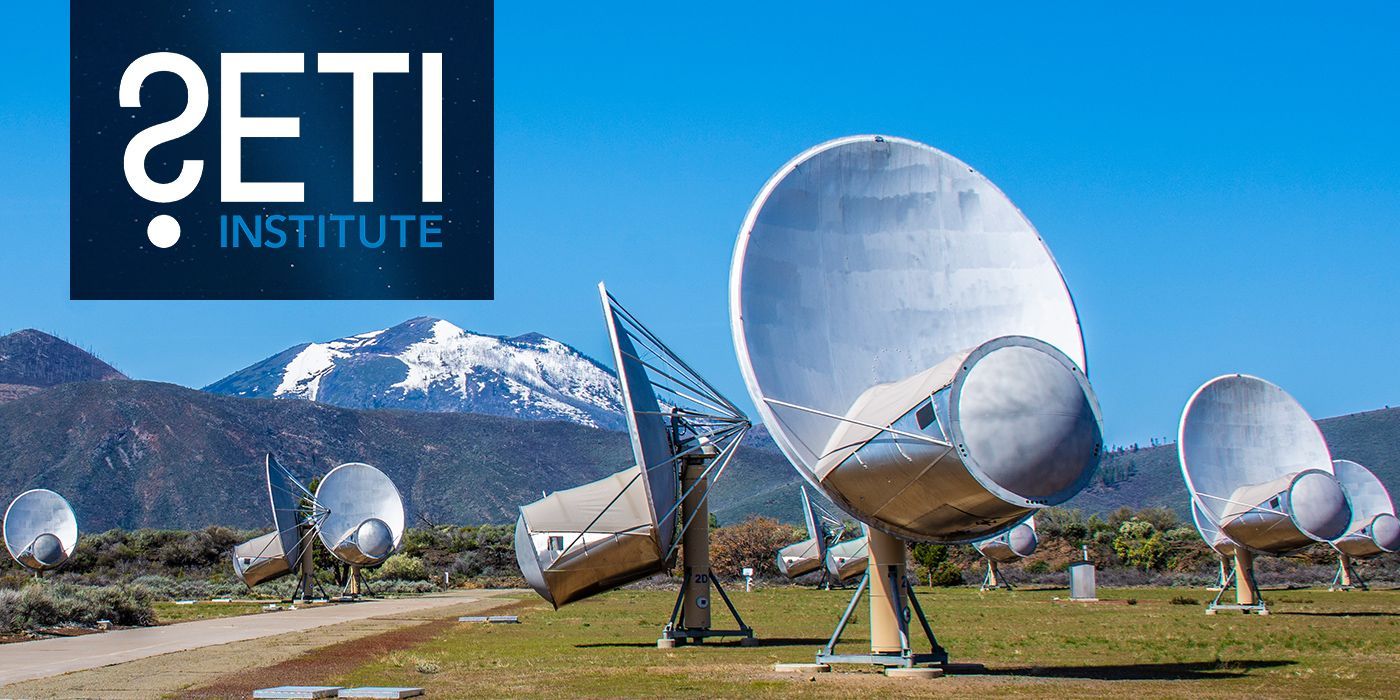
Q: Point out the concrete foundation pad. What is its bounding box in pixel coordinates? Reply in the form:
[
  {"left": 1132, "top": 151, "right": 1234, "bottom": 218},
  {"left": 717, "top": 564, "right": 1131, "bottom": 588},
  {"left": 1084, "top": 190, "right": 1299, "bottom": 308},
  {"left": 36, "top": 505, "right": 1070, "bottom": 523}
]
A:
[
  {"left": 252, "top": 686, "right": 342, "bottom": 699},
  {"left": 773, "top": 663, "right": 830, "bottom": 673},
  {"left": 340, "top": 687, "right": 426, "bottom": 698},
  {"left": 656, "top": 638, "right": 676, "bottom": 649},
  {"left": 884, "top": 667, "right": 945, "bottom": 679},
  {"left": 458, "top": 615, "right": 519, "bottom": 624}
]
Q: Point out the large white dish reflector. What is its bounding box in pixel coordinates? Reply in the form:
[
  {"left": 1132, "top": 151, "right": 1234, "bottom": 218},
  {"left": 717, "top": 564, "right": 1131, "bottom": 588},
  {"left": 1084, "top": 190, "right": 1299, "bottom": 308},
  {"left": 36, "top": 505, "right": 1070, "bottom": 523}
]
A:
[
  {"left": 601, "top": 282, "right": 679, "bottom": 555},
  {"left": 267, "top": 454, "right": 308, "bottom": 570},
  {"left": 3, "top": 489, "right": 78, "bottom": 572},
  {"left": 1331, "top": 459, "right": 1400, "bottom": 557},
  {"left": 730, "top": 135, "right": 1101, "bottom": 542},
  {"left": 314, "top": 462, "right": 405, "bottom": 566},
  {"left": 1178, "top": 374, "right": 1352, "bottom": 554}
]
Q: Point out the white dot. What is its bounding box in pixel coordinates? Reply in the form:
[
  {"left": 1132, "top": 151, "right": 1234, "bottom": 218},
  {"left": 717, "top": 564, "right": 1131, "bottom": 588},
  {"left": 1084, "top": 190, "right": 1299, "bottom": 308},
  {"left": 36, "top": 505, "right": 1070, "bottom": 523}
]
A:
[{"left": 147, "top": 215, "right": 180, "bottom": 248}]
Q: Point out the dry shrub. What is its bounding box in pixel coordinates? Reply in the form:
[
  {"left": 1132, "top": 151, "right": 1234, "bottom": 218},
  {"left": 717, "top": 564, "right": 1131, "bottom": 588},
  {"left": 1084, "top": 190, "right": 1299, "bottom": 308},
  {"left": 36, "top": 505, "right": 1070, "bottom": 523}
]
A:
[{"left": 709, "top": 516, "right": 803, "bottom": 578}]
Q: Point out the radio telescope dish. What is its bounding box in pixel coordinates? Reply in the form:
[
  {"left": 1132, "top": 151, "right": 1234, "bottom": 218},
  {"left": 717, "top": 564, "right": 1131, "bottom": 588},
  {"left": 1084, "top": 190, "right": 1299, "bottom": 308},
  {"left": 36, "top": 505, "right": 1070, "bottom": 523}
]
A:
[
  {"left": 777, "top": 487, "right": 835, "bottom": 579},
  {"left": 315, "top": 462, "right": 405, "bottom": 567},
  {"left": 1328, "top": 459, "right": 1399, "bottom": 590},
  {"left": 232, "top": 455, "right": 318, "bottom": 590},
  {"left": 972, "top": 517, "right": 1037, "bottom": 590},
  {"left": 824, "top": 531, "right": 870, "bottom": 584},
  {"left": 974, "top": 518, "right": 1038, "bottom": 563},
  {"left": 731, "top": 135, "right": 1102, "bottom": 544},
  {"left": 516, "top": 465, "right": 662, "bottom": 607},
  {"left": 1180, "top": 375, "right": 1351, "bottom": 553},
  {"left": 3, "top": 489, "right": 78, "bottom": 573},
  {"left": 1178, "top": 374, "right": 1353, "bottom": 612},
  {"left": 516, "top": 284, "right": 756, "bottom": 645},
  {"left": 731, "top": 135, "right": 1104, "bottom": 666}
]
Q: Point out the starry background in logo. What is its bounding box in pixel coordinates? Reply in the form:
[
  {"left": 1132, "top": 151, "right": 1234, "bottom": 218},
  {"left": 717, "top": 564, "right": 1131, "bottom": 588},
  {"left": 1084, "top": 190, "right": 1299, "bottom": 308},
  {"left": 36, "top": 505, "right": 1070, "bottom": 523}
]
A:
[{"left": 71, "top": 0, "right": 493, "bottom": 300}]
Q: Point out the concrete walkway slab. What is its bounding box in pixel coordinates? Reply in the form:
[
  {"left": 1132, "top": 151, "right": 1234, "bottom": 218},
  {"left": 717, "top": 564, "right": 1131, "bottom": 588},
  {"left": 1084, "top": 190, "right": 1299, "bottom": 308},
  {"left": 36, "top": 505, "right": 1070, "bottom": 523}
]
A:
[{"left": 0, "top": 592, "right": 491, "bottom": 687}]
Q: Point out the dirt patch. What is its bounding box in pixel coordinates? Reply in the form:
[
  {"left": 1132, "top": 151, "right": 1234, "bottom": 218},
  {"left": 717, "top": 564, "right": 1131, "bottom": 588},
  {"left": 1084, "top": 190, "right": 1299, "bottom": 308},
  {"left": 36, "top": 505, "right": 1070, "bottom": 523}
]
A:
[
  {"left": 182, "top": 598, "right": 530, "bottom": 698},
  {"left": 181, "top": 620, "right": 454, "bottom": 698}
]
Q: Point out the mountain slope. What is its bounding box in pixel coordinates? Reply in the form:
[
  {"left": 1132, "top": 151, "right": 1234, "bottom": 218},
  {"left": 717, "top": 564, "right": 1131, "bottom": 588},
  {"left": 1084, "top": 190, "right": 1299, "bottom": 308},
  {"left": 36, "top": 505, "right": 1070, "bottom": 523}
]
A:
[
  {"left": 0, "top": 329, "right": 125, "bottom": 403},
  {"left": 204, "top": 318, "right": 626, "bottom": 430},
  {"left": 0, "top": 380, "right": 794, "bottom": 530},
  {"left": 1066, "top": 406, "right": 1400, "bottom": 517}
]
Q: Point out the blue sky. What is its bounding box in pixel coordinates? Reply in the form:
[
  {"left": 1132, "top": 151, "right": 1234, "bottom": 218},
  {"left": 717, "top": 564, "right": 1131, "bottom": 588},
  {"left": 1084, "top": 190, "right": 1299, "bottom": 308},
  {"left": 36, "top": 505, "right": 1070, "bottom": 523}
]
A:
[{"left": 1, "top": 3, "right": 1398, "bottom": 447}]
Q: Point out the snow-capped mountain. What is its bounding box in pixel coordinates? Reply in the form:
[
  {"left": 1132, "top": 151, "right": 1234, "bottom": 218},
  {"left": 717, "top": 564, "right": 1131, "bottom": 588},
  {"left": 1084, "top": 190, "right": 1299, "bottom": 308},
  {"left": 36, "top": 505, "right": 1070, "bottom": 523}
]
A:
[{"left": 203, "top": 317, "right": 628, "bottom": 430}]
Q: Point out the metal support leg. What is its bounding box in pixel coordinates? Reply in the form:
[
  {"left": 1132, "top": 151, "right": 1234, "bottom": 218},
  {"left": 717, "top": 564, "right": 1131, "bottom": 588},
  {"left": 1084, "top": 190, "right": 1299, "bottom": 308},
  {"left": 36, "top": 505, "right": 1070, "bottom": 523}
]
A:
[
  {"left": 820, "top": 573, "right": 868, "bottom": 658},
  {"left": 904, "top": 576, "right": 947, "bottom": 662},
  {"left": 662, "top": 569, "right": 754, "bottom": 645},
  {"left": 816, "top": 571, "right": 946, "bottom": 667},
  {"left": 1207, "top": 557, "right": 1267, "bottom": 614}
]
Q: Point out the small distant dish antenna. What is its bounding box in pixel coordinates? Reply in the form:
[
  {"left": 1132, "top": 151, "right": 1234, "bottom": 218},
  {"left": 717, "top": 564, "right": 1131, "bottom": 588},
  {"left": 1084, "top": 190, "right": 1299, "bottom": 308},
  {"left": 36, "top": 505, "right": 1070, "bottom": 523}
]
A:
[
  {"left": 3, "top": 489, "right": 78, "bottom": 575},
  {"left": 516, "top": 283, "right": 756, "bottom": 646},
  {"left": 777, "top": 487, "right": 845, "bottom": 584},
  {"left": 232, "top": 456, "right": 404, "bottom": 600},
  {"left": 972, "top": 517, "right": 1037, "bottom": 590},
  {"left": 233, "top": 455, "right": 326, "bottom": 601},
  {"left": 1328, "top": 459, "right": 1399, "bottom": 590},
  {"left": 731, "top": 135, "right": 1104, "bottom": 669},
  {"left": 316, "top": 462, "right": 406, "bottom": 596},
  {"left": 823, "top": 529, "right": 870, "bottom": 585},
  {"left": 1179, "top": 374, "right": 1353, "bottom": 614}
]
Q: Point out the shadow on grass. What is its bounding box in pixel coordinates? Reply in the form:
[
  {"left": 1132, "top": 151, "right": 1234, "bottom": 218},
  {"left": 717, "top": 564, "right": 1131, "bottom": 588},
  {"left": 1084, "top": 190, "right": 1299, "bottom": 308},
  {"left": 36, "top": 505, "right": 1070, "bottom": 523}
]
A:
[
  {"left": 960, "top": 659, "right": 1294, "bottom": 681},
  {"left": 1277, "top": 611, "right": 1400, "bottom": 617},
  {"left": 576, "top": 637, "right": 829, "bottom": 649}
]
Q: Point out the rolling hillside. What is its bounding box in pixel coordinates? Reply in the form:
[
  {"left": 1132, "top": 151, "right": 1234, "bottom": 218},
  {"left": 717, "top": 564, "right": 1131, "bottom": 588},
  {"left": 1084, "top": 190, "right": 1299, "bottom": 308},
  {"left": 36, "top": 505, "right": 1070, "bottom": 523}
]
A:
[
  {"left": 0, "top": 329, "right": 125, "bottom": 403},
  {"left": 1066, "top": 407, "right": 1400, "bottom": 517},
  {"left": 0, "top": 380, "right": 800, "bottom": 531}
]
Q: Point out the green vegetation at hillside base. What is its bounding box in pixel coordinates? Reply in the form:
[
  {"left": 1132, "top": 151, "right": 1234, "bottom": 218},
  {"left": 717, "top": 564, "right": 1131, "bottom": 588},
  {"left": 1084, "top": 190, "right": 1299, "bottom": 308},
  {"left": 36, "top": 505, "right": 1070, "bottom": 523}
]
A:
[
  {"left": 6, "top": 507, "right": 1396, "bottom": 605},
  {"left": 329, "top": 587, "right": 1400, "bottom": 699}
]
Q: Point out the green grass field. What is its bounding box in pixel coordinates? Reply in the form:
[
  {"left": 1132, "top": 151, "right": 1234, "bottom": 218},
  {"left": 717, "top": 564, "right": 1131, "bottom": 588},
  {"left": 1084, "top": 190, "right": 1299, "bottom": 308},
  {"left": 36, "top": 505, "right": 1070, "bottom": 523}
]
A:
[
  {"left": 328, "top": 586, "right": 1398, "bottom": 699},
  {"left": 152, "top": 601, "right": 270, "bottom": 624}
]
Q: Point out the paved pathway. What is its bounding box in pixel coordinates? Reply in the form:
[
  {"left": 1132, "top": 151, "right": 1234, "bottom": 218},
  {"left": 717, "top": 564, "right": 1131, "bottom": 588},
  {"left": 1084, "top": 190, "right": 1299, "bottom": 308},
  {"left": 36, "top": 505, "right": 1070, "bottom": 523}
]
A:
[{"left": 0, "top": 591, "right": 495, "bottom": 688}]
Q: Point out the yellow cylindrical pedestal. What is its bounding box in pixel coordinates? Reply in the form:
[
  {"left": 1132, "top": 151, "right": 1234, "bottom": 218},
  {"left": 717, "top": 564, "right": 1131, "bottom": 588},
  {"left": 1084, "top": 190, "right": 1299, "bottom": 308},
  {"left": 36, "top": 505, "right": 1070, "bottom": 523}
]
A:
[
  {"left": 680, "top": 457, "right": 711, "bottom": 630},
  {"left": 868, "top": 528, "right": 908, "bottom": 654},
  {"left": 1233, "top": 549, "right": 1258, "bottom": 605},
  {"left": 298, "top": 526, "right": 316, "bottom": 602}
]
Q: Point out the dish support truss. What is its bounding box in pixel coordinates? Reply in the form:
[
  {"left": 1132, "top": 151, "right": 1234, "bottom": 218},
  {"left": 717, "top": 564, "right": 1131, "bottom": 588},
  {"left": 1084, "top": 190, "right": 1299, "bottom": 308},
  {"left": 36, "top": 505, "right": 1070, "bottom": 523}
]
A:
[
  {"left": 817, "top": 530, "right": 947, "bottom": 668},
  {"left": 1207, "top": 549, "right": 1269, "bottom": 615},
  {"left": 980, "top": 560, "right": 1013, "bottom": 591},
  {"left": 1329, "top": 553, "right": 1368, "bottom": 591},
  {"left": 603, "top": 290, "right": 756, "bottom": 645}
]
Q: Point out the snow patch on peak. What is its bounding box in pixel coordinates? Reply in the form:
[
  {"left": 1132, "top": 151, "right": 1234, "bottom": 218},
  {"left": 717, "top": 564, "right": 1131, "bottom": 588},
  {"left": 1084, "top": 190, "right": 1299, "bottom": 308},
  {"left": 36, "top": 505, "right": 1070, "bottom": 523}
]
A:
[
  {"left": 211, "top": 319, "right": 630, "bottom": 430},
  {"left": 274, "top": 329, "right": 385, "bottom": 400},
  {"left": 390, "top": 322, "right": 621, "bottom": 427}
]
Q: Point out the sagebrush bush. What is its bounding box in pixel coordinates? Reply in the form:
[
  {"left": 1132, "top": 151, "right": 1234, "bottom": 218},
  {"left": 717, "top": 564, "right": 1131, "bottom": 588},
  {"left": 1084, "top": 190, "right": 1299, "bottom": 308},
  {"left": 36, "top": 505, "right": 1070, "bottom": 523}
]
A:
[
  {"left": 370, "top": 554, "right": 430, "bottom": 582},
  {"left": 0, "top": 583, "right": 155, "bottom": 632}
]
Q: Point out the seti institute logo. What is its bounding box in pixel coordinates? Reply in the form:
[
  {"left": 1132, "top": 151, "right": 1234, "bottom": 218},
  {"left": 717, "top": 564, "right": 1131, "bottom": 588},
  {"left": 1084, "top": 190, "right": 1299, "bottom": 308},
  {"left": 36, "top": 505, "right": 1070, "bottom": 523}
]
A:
[{"left": 70, "top": 1, "right": 493, "bottom": 300}]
